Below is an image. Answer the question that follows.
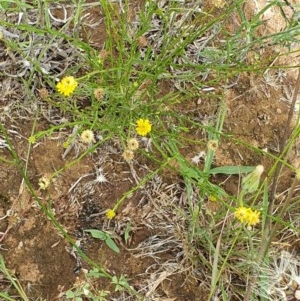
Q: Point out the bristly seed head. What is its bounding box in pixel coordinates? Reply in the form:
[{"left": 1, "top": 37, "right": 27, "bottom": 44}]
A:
[
  {"left": 122, "top": 149, "right": 134, "bottom": 162},
  {"left": 213, "top": 0, "right": 226, "bottom": 8},
  {"left": 80, "top": 130, "right": 95, "bottom": 144},
  {"left": 207, "top": 140, "right": 218, "bottom": 152},
  {"left": 94, "top": 88, "right": 105, "bottom": 101},
  {"left": 127, "top": 138, "right": 139, "bottom": 151},
  {"left": 38, "top": 176, "right": 51, "bottom": 190},
  {"left": 138, "top": 36, "right": 148, "bottom": 48},
  {"left": 38, "top": 88, "right": 49, "bottom": 100}
]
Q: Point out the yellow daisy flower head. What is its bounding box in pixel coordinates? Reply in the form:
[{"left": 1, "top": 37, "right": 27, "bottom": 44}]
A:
[
  {"left": 106, "top": 209, "right": 116, "bottom": 220},
  {"left": 80, "top": 129, "right": 95, "bottom": 144},
  {"left": 136, "top": 118, "right": 152, "bottom": 136},
  {"left": 246, "top": 209, "right": 261, "bottom": 226},
  {"left": 208, "top": 195, "right": 218, "bottom": 202},
  {"left": 63, "top": 141, "right": 70, "bottom": 148},
  {"left": 28, "top": 136, "right": 36, "bottom": 144},
  {"left": 56, "top": 76, "right": 78, "bottom": 97},
  {"left": 234, "top": 206, "right": 260, "bottom": 226},
  {"left": 127, "top": 138, "right": 139, "bottom": 151},
  {"left": 235, "top": 206, "right": 249, "bottom": 223}
]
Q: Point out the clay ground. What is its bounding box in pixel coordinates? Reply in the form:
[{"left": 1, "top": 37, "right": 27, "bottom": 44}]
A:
[{"left": 1, "top": 1, "right": 300, "bottom": 301}]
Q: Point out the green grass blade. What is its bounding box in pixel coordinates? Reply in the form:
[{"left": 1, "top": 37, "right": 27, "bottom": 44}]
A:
[{"left": 209, "top": 166, "right": 256, "bottom": 175}]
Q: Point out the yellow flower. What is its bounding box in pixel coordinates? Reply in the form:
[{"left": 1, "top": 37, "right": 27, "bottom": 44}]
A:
[
  {"left": 106, "top": 209, "right": 116, "bottom": 219},
  {"left": 28, "top": 136, "right": 36, "bottom": 144},
  {"left": 56, "top": 76, "right": 78, "bottom": 97},
  {"left": 63, "top": 141, "right": 70, "bottom": 148},
  {"left": 136, "top": 118, "right": 152, "bottom": 136},
  {"left": 80, "top": 130, "right": 95, "bottom": 144},
  {"left": 246, "top": 209, "right": 261, "bottom": 226},
  {"left": 127, "top": 138, "right": 139, "bottom": 151},
  {"left": 38, "top": 176, "right": 50, "bottom": 190},
  {"left": 208, "top": 195, "right": 217, "bottom": 202},
  {"left": 234, "top": 206, "right": 260, "bottom": 226}
]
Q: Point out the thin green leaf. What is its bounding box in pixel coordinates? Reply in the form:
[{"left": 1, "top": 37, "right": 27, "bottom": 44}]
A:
[
  {"left": 124, "top": 222, "right": 132, "bottom": 245},
  {"left": 105, "top": 237, "right": 120, "bottom": 253},
  {"left": 0, "top": 292, "right": 17, "bottom": 301},
  {"left": 209, "top": 166, "right": 255, "bottom": 175},
  {"left": 85, "top": 229, "right": 106, "bottom": 240},
  {"left": 261, "top": 180, "right": 269, "bottom": 233}
]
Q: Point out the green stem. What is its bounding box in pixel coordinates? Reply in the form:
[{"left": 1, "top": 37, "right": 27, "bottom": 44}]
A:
[
  {"left": 0, "top": 256, "right": 29, "bottom": 301},
  {"left": 209, "top": 227, "right": 243, "bottom": 300}
]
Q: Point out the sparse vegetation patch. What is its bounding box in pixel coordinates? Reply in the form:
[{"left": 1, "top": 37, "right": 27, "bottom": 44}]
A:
[{"left": 1, "top": 1, "right": 300, "bottom": 300}]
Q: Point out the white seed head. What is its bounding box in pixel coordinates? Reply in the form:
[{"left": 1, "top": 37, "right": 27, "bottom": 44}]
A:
[
  {"left": 95, "top": 173, "right": 107, "bottom": 183},
  {"left": 94, "top": 168, "right": 107, "bottom": 183},
  {"left": 207, "top": 140, "right": 218, "bottom": 152},
  {"left": 191, "top": 155, "right": 201, "bottom": 164},
  {"left": 80, "top": 130, "right": 95, "bottom": 144},
  {"left": 127, "top": 138, "right": 139, "bottom": 151},
  {"left": 122, "top": 149, "right": 134, "bottom": 162}
]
